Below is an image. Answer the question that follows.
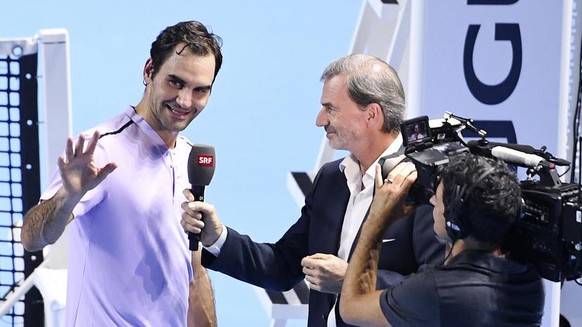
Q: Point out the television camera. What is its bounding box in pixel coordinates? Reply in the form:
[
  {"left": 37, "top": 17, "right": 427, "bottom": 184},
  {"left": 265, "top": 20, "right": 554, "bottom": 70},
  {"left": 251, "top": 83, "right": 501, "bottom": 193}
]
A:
[{"left": 380, "top": 112, "right": 582, "bottom": 283}]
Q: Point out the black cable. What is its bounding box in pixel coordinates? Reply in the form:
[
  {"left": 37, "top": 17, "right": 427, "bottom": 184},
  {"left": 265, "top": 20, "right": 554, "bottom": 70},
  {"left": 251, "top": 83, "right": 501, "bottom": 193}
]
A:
[
  {"left": 579, "top": 136, "right": 582, "bottom": 192},
  {"left": 570, "top": 32, "right": 582, "bottom": 183}
]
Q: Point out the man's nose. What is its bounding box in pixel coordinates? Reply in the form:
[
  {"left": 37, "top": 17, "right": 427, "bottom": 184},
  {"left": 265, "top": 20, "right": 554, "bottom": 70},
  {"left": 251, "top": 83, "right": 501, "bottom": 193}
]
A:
[
  {"left": 177, "top": 89, "right": 193, "bottom": 108},
  {"left": 315, "top": 107, "right": 328, "bottom": 127}
]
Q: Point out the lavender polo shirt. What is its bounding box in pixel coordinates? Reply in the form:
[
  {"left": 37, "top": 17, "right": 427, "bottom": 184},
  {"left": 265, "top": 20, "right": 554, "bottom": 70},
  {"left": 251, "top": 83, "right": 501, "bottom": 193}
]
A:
[{"left": 41, "top": 107, "right": 193, "bottom": 326}]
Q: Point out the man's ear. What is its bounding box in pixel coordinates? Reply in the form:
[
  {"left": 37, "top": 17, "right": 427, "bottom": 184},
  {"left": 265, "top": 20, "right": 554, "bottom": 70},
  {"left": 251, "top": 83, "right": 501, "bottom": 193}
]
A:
[
  {"left": 143, "top": 58, "right": 154, "bottom": 83},
  {"left": 367, "top": 103, "right": 384, "bottom": 128}
]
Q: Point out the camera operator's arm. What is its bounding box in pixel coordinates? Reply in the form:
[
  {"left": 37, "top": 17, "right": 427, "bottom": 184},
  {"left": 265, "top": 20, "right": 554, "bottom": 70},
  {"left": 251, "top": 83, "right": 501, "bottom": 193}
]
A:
[{"left": 340, "top": 162, "right": 417, "bottom": 327}]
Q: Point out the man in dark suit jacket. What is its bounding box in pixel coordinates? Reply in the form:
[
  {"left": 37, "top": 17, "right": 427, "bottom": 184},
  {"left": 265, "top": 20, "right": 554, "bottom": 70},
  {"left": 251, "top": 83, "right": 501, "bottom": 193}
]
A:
[{"left": 181, "top": 54, "right": 445, "bottom": 326}]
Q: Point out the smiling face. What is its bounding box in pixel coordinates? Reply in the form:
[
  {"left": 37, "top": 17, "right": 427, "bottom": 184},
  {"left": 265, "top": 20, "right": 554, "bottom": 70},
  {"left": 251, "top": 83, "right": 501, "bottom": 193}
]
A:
[
  {"left": 140, "top": 44, "right": 216, "bottom": 147},
  {"left": 315, "top": 75, "right": 369, "bottom": 153}
]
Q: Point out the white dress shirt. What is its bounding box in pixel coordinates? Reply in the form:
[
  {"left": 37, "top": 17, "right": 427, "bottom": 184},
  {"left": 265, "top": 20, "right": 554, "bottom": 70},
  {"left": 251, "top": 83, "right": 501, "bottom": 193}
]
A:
[{"left": 328, "top": 134, "right": 402, "bottom": 326}]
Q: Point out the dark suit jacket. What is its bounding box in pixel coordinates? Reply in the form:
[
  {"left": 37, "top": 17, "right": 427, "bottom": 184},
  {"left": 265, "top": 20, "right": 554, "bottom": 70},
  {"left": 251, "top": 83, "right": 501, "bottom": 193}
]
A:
[{"left": 202, "top": 158, "right": 445, "bottom": 326}]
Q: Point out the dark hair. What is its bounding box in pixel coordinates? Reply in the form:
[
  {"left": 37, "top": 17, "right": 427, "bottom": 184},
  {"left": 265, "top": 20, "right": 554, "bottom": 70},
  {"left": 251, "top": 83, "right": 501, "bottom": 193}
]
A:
[
  {"left": 149, "top": 20, "right": 223, "bottom": 81},
  {"left": 440, "top": 153, "right": 521, "bottom": 246},
  {"left": 320, "top": 54, "right": 405, "bottom": 133}
]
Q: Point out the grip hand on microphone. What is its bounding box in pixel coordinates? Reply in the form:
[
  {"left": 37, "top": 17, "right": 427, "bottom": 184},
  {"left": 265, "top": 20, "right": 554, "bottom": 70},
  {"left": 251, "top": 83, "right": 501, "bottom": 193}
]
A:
[{"left": 187, "top": 144, "right": 216, "bottom": 251}]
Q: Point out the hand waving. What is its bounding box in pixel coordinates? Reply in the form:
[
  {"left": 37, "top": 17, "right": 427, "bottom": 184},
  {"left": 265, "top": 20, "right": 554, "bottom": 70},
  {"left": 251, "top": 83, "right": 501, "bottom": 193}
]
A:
[{"left": 57, "top": 130, "right": 117, "bottom": 199}]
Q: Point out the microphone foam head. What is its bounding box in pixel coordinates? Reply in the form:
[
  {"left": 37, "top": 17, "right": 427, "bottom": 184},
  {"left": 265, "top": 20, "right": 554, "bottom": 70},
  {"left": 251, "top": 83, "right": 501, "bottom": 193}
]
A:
[{"left": 188, "top": 144, "right": 216, "bottom": 186}]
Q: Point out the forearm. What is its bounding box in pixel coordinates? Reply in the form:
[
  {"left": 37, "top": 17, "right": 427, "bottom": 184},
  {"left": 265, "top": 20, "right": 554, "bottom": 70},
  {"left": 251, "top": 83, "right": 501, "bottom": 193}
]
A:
[
  {"left": 340, "top": 210, "right": 395, "bottom": 326},
  {"left": 21, "top": 187, "right": 78, "bottom": 252},
  {"left": 188, "top": 251, "right": 217, "bottom": 327},
  {"left": 345, "top": 209, "right": 392, "bottom": 292}
]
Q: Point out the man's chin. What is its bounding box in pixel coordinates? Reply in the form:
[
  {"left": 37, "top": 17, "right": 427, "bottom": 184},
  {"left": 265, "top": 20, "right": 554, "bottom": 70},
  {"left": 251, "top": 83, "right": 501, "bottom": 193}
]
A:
[
  {"left": 327, "top": 141, "right": 341, "bottom": 150},
  {"left": 327, "top": 139, "right": 349, "bottom": 151},
  {"left": 325, "top": 135, "right": 338, "bottom": 147}
]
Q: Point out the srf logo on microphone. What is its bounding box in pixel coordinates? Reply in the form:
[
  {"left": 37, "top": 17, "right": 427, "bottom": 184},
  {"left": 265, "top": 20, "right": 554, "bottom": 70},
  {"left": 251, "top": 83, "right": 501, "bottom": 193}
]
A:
[{"left": 197, "top": 154, "right": 214, "bottom": 167}]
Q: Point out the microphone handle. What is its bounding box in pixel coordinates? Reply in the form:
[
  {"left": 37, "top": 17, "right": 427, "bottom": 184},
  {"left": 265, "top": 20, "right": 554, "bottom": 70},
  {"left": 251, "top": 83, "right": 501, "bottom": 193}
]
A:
[{"left": 189, "top": 185, "right": 206, "bottom": 251}]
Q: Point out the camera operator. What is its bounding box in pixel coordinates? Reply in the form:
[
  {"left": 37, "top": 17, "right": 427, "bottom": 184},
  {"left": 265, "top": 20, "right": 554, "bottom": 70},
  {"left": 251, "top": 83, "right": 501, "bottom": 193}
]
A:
[{"left": 340, "top": 153, "right": 545, "bottom": 326}]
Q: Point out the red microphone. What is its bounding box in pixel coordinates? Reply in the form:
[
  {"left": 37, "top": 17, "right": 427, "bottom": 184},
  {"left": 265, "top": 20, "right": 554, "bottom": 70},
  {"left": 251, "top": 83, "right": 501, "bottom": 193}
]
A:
[{"left": 187, "top": 144, "right": 216, "bottom": 251}]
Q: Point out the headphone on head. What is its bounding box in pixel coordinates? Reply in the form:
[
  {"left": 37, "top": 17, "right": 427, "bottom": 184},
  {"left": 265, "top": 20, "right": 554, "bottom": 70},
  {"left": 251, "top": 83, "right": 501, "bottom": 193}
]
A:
[{"left": 444, "top": 167, "right": 496, "bottom": 242}]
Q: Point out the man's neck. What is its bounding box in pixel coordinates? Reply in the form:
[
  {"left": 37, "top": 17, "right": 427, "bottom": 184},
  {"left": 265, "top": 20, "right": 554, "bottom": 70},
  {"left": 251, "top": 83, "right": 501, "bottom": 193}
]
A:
[
  {"left": 446, "top": 239, "right": 503, "bottom": 264},
  {"left": 353, "top": 131, "right": 399, "bottom": 175},
  {"left": 134, "top": 102, "right": 178, "bottom": 148}
]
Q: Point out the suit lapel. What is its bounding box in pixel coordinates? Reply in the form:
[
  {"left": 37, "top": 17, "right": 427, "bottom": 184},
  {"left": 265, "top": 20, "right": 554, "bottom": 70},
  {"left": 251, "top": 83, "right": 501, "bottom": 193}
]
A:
[{"left": 317, "top": 163, "right": 350, "bottom": 255}]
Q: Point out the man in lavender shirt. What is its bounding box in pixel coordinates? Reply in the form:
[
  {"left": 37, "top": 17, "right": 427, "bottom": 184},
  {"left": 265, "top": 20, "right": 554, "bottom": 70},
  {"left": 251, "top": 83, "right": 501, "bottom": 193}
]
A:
[{"left": 20, "top": 20, "right": 222, "bottom": 327}]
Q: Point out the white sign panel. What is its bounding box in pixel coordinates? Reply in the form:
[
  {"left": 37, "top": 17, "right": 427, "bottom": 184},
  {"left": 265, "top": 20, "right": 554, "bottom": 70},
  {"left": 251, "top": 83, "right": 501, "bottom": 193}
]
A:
[{"left": 412, "top": 0, "right": 567, "bottom": 156}]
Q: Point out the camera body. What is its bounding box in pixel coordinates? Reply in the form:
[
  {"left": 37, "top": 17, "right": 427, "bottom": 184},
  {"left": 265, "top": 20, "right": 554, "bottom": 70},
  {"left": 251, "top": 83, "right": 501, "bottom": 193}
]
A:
[
  {"left": 506, "top": 177, "right": 582, "bottom": 282},
  {"left": 380, "top": 114, "right": 468, "bottom": 205},
  {"left": 380, "top": 112, "right": 582, "bottom": 282}
]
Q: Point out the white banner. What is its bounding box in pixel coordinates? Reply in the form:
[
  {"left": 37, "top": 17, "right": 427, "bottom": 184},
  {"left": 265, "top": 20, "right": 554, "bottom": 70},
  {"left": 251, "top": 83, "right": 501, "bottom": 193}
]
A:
[{"left": 409, "top": 0, "right": 570, "bottom": 158}]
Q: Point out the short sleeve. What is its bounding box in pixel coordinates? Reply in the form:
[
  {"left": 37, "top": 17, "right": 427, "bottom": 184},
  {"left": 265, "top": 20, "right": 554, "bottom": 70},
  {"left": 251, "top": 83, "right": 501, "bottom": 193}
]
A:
[{"left": 379, "top": 266, "right": 441, "bottom": 327}]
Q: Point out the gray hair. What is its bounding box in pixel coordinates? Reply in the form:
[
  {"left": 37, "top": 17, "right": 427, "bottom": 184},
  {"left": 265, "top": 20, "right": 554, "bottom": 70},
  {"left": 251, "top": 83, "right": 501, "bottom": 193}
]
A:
[{"left": 320, "top": 54, "right": 405, "bottom": 132}]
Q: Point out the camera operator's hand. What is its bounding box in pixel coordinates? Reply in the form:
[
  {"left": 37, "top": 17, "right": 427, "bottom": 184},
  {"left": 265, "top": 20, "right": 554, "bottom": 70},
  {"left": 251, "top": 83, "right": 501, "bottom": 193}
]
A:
[
  {"left": 181, "top": 189, "right": 223, "bottom": 247},
  {"left": 368, "top": 162, "right": 418, "bottom": 224}
]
